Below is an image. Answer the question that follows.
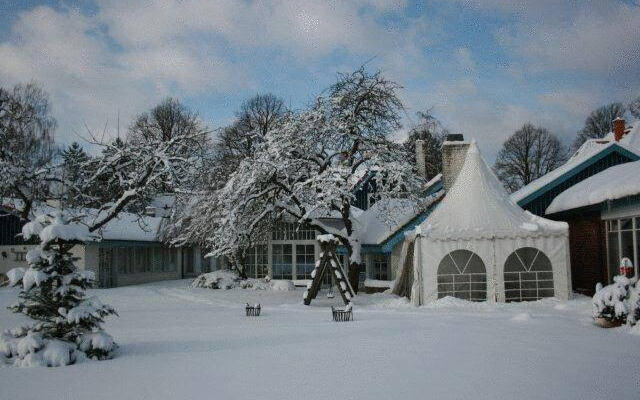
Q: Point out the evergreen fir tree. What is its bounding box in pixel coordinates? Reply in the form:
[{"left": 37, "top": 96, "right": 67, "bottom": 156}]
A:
[
  {"left": 0, "top": 211, "right": 117, "bottom": 366},
  {"left": 61, "top": 142, "right": 90, "bottom": 207}
]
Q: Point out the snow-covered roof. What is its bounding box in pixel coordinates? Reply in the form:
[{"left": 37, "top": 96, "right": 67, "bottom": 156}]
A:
[
  {"left": 546, "top": 160, "right": 640, "bottom": 214},
  {"left": 357, "top": 198, "right": 419, "bottom": 244},
  {"left": 511, "top": 133, "right": 640, "bottom": 204},
  {"left": 420, "top": 141, "right": 567, "bottom": 240},
  {"left": 602, "top": 120, "right": 640, "bottom": 151},
  {"left": 33, "top": 205, "right": 165, "bottom": 242},
  {"left": 92, "top": 212, "right": 164, "bottom": 242}
]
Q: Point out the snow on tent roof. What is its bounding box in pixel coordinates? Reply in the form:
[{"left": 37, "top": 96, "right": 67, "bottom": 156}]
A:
[
  {"left": 420, "top": 141, "right": 566, "bottom": 240},
  {"left": 546, "top": 160, "right": 640, "bottom": 215},
  {"left": 511, "top": 135, "right": 640, "bottom": 204}
]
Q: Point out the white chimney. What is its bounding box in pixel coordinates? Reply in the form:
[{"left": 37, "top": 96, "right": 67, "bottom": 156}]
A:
[
  {"left": 441, "top": 134, "right": 470, "bottom": 190},
  {"left": 415, "top": 139, "right": 426, "bottom": 178}
]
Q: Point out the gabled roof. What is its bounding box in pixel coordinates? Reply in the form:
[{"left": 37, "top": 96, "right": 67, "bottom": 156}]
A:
[
  {"left": 420, "top": 142, "right": 566, "bottom": 240},
  {"left": 511, "top": 138, "right": 640, "bottom": 207},
  {"left": 546, "top": 160, "right": 640, "bottom": 214}
]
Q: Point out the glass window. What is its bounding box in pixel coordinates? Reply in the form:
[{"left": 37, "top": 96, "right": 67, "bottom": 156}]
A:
[
  {"left": 244, "top": 245, "right": 268, "bottom": 278},
  {"left": 256, "top": 244, "right": 268, "bottom": 278},
  {"left": 437, "top": 250, "right": 486, "bottom": 301},
  {"left": 503, "top": 247, "right": 554, "bottom": 302},
  {"left": 164, "top": 249, "right": 177, "bottom": 272},
  {"left": 372, "top": 254, "right": 390, "bottom": 280},
  {"left": 183, "top": 248, "right": 194, "bottom": 274},
  {"left": 153, "top": 247, "right": 163, "bottom": 272},
  {"left": 620, "top": 218, "right": 633, "bottom": 231},
  {"left": 145, "top": 248, "right": 153, "bottom": 272},
  {"left": 271, "top": 222, "right": 316, "bottom": 241},
  {"left": 117, "top": 248, "right": 127, "bottom": 274},
  {"left": 295, "top": 244, "right": 315, "bottom": 280},
  {"left": 134, "top": 248, "right": 146, "bottom": 273},
  {"left": 272, "top": 244, "right": 292, "bottom": 280},
  {"left": 607, "top": 230, "right": 619, "bottom": 282},
  {"left": 621, "top": 230, "right": 634, "bottom": 273}
]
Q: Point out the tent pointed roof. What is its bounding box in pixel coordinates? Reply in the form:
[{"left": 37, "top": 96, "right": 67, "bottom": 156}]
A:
[{"left": 419, "top": 141, "right": 566, "bottom": 240}]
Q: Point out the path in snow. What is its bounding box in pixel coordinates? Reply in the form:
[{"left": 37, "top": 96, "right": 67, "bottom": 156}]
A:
[{"left": 1, "top": 279, "right": 639, "bottom": 400}]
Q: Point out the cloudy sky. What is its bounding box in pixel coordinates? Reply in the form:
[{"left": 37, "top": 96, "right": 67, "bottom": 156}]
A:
[{"left": 1, "top": 0, "right": 639, "bottom": 160}]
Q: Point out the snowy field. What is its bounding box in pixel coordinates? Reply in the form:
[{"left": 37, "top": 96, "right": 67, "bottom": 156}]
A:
[{"left": 1, "top": 280, "right": 639, "bottom": 400}]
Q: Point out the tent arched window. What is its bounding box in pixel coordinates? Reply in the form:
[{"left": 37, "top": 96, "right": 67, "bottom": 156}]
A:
[
  {"left": 437, "top": 250, "right": 486, "bottom": 301},
  {"left": 504, "top": 247, "right": 554, "bottom": 302}
]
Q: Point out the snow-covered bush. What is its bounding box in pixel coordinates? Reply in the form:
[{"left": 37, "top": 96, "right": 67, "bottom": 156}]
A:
[
  {"left": 592, "top": 275, "right": 639, "bottom": 326},
  {"left": 1, "top": 211, "right": 117, "bottom": 367},
  {"left": 191, "top": 270, "right": 276, "bottom": 290}
]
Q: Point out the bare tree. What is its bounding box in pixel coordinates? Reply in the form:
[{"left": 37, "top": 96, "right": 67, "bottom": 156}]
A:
[
  {"left": 573, "top": 103, "right": 627, "bottom": 149},
  {"left": 126, "top": 98, "right": 210, "bottom": 193},
  {"left": 494, "top": 123, "right": 568, "bottom": 193},
  {"left": 629, "top": 95, "right": 640, "bottom": 119},
  {"left": 403, "top": 110, "right": 447, "bottom": 180},
  {"left": 209, "top": 93, "right": 286, "bottom": 186},
  {"left": 0, "top": 82, "right": 57, "bottom": 219},
  {"left": 128, "top": 97, "right": 208, "bottom": 144}
]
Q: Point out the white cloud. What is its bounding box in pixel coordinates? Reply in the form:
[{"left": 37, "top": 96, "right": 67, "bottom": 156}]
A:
[
  {"left": 0, "top": 1, "right": 417, "bottom": 148},
  {"left": 486, "top": 1, "right": 640, "bottom": 75}
]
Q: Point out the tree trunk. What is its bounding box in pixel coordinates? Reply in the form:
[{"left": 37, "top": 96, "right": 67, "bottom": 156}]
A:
[{"left": 348, "top": 261, "right": 363, "bottom": 294}]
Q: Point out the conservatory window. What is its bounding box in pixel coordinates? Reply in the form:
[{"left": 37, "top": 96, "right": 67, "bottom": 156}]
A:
[
  {"left": 244, "top": 245, "right": 269, "bottom": 279},
  {"left": 166, "top": 249, "right": 177, "bottom": 272},
  {"left": 437, "top": 250, "right": 486, "bottom": 301},
  {"left": 152, "top": 248, "right": 163, "bottom": 272},
  {"left": 295, "top": 244, "right": 315, "bottom": 280},
  {"left": 271, "top": 222, "right": 316, "bottom": 241},
  {"left": 504, "top": 247, "right": 554, "bottom": 302},
  {"left": 134, "top": 248, "right": 146, "bottom": 273},
  {"left": 606, "top": 217, "right": 639, "bottom": 281},
  {"left": 272, "top": 244, "right": 292, "bottom": 280},
  {"left": 372, "top": 254, "right": 390, "bottom": 280}
]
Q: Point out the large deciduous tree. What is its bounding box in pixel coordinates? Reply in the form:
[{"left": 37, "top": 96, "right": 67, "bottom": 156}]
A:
[
  {"left": 127, "top": 98, "right": 210, "bottom": 194},
  {"left": 0, "top": 82, "right": 57, "bottom": 219},
  {"left": 403, "top": 110, "right": 447, "bottom": 180},
  {"left": 210, "top": 94, "right": 286, "bottom": 186},
  {"left": 629, "top": 96, "right": 640, "bottom": 119},
  {"left": 573, "top": 103, "right": 627, "bottom": 149},
  {"left": 174, "top": 68, "right": 424, "bottom": 277},
  {"left": 494, "top": 123, "right": 568, "bottom": 193}
]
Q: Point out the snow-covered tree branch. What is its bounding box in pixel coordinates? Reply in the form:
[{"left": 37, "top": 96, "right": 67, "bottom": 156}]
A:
[{"left": 174, "top": 68, "right": 425, "bottom": 276}]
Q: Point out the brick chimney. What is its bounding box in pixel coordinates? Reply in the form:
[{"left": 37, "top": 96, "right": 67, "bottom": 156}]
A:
[
  {"left": 613, "top": 117, "right": 626, "bottom": 142},
  {"left": 415, "top": 139, "right": 426, "bottom": 178},
  {"left": 442, "top": 134, "right": 470, "bottom": 190}
]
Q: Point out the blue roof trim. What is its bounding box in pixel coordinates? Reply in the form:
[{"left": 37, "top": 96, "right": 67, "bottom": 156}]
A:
[
  {"left": 423, "top": 179, "right": 443, "bottom": 197},
  {"left": 517, "top": 144, "right": 640, "bottom": 207},
  {"left": 379, "top": 205, "right": 436, "bottom": 253},
  {"left": 359, "top": 196, "right": 442, "bottom": 254}
]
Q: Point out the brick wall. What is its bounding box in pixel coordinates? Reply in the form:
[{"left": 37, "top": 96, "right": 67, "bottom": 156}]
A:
[{"left": 567, "top": 216, "right": 607, "bottom": 295}]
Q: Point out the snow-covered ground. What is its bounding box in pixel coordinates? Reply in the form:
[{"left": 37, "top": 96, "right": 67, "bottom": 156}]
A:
[{"left": 1, "top": 280, "right": 639, "bottom": 400}]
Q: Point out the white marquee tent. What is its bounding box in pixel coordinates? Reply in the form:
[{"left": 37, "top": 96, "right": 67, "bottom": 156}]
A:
[{"left": 410, "top": 142, "right": 571, "bottom": 305}]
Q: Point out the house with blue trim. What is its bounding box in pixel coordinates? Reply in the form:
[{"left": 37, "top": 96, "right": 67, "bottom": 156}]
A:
[
  {"left": 1, "top": 197, "right": 211, "bottom": 288},
  {"left": 511, "top": 118, "right": 640, "bottom": 294}
]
